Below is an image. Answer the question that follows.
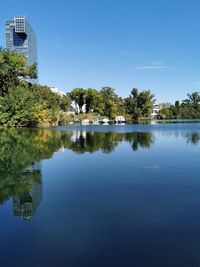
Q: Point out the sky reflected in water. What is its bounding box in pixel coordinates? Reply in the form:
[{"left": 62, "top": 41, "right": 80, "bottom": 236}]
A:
[{"left": 1, "top": 125, "right": 200, "bottom": 267}]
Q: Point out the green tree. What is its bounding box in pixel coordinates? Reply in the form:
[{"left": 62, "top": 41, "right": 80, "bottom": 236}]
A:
[
  {"left": 0, "top": 47, "right": 37, "bottom": 96},
  {"left": 85, "top": 88, "right": 102, "bottom": 113},
  {"left": 70, "top": 88, "right": 86, "bottom": 113},
  {"left": 29, "top": 84, "right": 70, "bottom": 111},
  {"left": 100, "top": 87, "right": 124, "bottom": 119},
  {"left": 186, "top": 92, "right": 200, "bottom": 109},
  {"left": 158, "top": 92, "right": 200, "bottom": 119},
  {"left": 125, "top": 88, "right": 155, "bottom": 120},
  {"left": 0, "top": 87, "right": 37, "bottom": 127},
  {"left": 0, "top": 84, "right": 68, "bottom": 127}
]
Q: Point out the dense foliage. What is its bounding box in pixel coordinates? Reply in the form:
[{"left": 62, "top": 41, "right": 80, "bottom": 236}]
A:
[
  {"left": 158, "top": 92, "right": 200, "bottom": 119},
  {"left": 0, "top": 47, "right": 37, "bottom": 96},
  {"left": 125, "top": 88, "right": 155, "bottom": 120},
  {"left": 0, "top": 48, "right": 158, "bottom": 126},
  {"left": 69, "top": 86, "right": 154, "bottom": 120},
  {"left": 69, "top": 86, "right": 125, "bottom": 118},
  {"left": 4, "top": 47, "right": 200, "bottom": 126},
  {"left": 0, "top": 84, "right": 70, "bottom": 127},
  {"left": 0, "top": 48, "right": 71, "bottom": 127}
]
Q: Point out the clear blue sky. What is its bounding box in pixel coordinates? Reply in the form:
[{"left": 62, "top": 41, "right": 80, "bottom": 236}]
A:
[{"left": 0, "top": 0, "right": 200, "bottom": 103}]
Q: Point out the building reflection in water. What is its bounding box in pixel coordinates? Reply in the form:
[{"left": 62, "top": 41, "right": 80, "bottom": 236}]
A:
[
  {"left": 2, "top": 128, "right": 198, "bottom": 222},
  {"left": 12, "top": 162, "right": 43, "bottom": 221}
]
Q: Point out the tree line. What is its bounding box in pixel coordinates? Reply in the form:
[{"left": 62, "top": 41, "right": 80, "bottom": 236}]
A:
[
  {"left": 68, "top": 87, "right": 155, "bottom": 120},
  {"left": 0, "top": 48, "right": 156, "bottom": 127},
  {"left": 158, "top": 92, "right": 200, "bottom": 119},
  {"left": 0, "top": 48, "right": 70, "bottom": 127},
  {"left": 1, "top": 47, "right": 200, "bottom": 127}
]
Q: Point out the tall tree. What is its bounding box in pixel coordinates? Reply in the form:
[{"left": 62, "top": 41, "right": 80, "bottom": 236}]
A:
[
  {"left": 100, "top": 87, "right": 124, "bottom": 118},
  {"left": 159, "top": 91, "right": 200, "bottom": 119},
  {"left": 125, "top": 88, "right": 155, "bottom": 120},
  {"left": 85, "top": 88, "right": 102, "bottom": 113},
  {"left": 0, "top": 47, "right": 37, "bottom": 96},
  {"left": 186, "top": 92, "right": 200, "bottom": 106},
  {"left": 70, "top": 88, "right": 86, "bottom": 113}
]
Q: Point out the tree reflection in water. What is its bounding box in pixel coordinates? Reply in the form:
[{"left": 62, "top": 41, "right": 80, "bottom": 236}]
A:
[
  {"left": 68, "top": 131, "right": 154, "bottom": 154},
  {"left": 0, "top": 128, "right": 72, "bottom": 220},
  {"left": 185, "top": 132, "right": 200, "bottom": 145},
  {"left": 2, "top": 128, "right": 198, "bottom": 220}
]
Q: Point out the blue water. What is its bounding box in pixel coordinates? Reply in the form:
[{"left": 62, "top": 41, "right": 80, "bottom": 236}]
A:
[{"left": 1, "top": 124, "right": 200, "bottom": 267}]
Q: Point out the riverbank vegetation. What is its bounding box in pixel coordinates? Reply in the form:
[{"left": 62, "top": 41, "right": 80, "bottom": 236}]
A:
[
  {"left": 69, "top": 87, "right": 155, "bottom": 121},
  {"left": 0, "top": 48, "right": 70, "bottom": 127},
  {"left": 0, "top": 48, "right": 156, "bottom": 127},
  {"left": 158, "top": 92, "right": 200, "bottom": 119},
  {"left": 1, "top": 48, "right": 200, "bottom": 127}
]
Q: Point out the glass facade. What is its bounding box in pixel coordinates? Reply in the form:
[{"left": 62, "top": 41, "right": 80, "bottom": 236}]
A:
[{"left": 5, "top": 16, "right": 38, "bottom": 83}]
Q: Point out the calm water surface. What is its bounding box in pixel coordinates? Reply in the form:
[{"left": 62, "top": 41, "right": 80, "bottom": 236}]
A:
[{"left": 1, "top": 124, "right": 200, "bottom": 267}]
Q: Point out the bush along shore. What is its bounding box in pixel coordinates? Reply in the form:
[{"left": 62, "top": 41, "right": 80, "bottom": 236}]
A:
[{"left": 0, "top": 47, "right": 200, "bottom": 127}]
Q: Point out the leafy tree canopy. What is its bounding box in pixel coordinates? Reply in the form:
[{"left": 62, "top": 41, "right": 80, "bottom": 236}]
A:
[
  {"left": 125, "top": 88, "right": 155, "bottom": 120},
  {"left": 0, "top": 47, "right": 37, "bottom": 96}
]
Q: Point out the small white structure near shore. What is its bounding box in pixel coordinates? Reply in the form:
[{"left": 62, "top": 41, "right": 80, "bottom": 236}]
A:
[
  {"left": 93, "top": 120, "right": 100, "bottom": 125},
  {"left": 115, "top": 116, "right": 126, "bottom": 123},
  {"left": 102, "top": 118, "right": 109, "bottom": 124}
]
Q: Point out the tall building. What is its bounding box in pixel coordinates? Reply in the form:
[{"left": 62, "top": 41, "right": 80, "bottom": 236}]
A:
[
  {"left": 5, "top": 16, "right": 38, "bottom": 83},
  {"left": 13, "top": 162, "right": 43, "bottom": 220}
]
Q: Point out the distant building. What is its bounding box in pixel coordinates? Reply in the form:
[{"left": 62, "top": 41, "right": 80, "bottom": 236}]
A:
[
  {"left": 68, "top": 101, "right": 79, "bottom": 115},
  {"left": 50, "top": 87, "right": 66, "bottom": 96},
  {"left": 67, "top": 101, "right": 86, "bottom": 115},
  {"left": 151, "top": 104, "right": 161, "bottom": 117},
  {"left": 50, "top": 87, "right": 87, "bottom": 115},
  {"left": 5, "top": 16, "right": 38, "bottom": 83}
]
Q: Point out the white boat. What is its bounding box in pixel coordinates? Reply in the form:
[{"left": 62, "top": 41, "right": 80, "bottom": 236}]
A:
[
  {"left": 102, "top": 118, "right": 109, "bottom": 123},
  {"left": 115, "top": 116, "right": 126, "bottom": 124}
]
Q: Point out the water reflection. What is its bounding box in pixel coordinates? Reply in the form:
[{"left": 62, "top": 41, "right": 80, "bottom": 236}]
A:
[
  {"left": 0, "top": 128, "right": 199, "bottom": 220},
  {"left": 13, "top": 162, "right": 42, "bottom": 220},
  {"left": 0, "top": 128, "right": 71, "bottom": 219},
  {"left": 185, "top": 132, "right": 200, "bottom": 145},
  {"left": 153, "top": 130, "right": 200, "bottom": 146},
  {"left": 69, "top": 131, "right": 154, "bottom": 153}
]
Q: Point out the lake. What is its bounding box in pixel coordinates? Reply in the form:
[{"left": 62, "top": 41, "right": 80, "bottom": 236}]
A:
[{"left": 1, "top": 124, "right": 200, "bottom": 267}]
